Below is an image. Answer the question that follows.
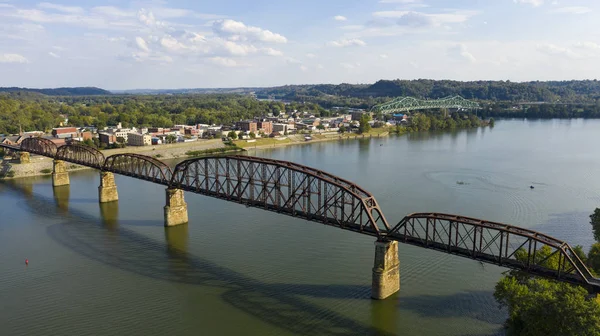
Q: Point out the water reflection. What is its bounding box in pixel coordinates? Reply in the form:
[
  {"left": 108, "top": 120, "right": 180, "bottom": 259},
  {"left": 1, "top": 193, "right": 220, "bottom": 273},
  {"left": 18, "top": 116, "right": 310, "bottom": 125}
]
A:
[
  {"left": 52, "top": 186, "right": 70, "bottom": 212},
  {"left": 9, "top": 182, "right": 394, "bottom": 336}
]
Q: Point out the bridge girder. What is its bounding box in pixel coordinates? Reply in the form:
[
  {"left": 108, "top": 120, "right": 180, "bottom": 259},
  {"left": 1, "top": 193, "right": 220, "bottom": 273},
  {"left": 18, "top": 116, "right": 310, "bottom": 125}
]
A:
[
  {"left": 371, "top": 96, "right": 480, "bottom": 114},
  {"left": 387, "top": 213, "right": 597, "bottom": 288},
  {"left": 104, "top": 153, "right": 173, "bottom": 185},
  {"left": 170, "top": 155, "right": 390, "bottom": 236},
  {"left": 56, "top": 144, "right": 105, "bottom": 169},
  {"left": 20, "top": 137, "right": 58, "bottom": 157}
]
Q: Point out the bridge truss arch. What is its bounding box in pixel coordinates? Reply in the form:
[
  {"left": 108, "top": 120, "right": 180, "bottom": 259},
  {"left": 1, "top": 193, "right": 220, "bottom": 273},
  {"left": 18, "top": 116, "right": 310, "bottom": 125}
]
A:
[
  {"left": 170, "top": 155, "right": 390, "bottom": 236},
  {"left": 103, "top": 153, "right": 173, "bottom": 185},
  {"left": 371, "top": 96, "right": 480, "bottom": 114},
  {"left": 387, "top": 213, "right": 598, "bottom": 288},
  {"left": 20, "top": 137, "right": 58, "bottom": 157},
  {"left": 56, "top": 144, "right": 106, "bottom": 169}
]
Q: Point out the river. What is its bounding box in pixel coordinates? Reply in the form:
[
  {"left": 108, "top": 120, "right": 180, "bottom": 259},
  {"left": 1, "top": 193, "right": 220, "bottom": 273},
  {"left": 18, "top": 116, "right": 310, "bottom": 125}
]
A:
[{"left": 1, "top": 119, "right": 599, "bottom": 336}]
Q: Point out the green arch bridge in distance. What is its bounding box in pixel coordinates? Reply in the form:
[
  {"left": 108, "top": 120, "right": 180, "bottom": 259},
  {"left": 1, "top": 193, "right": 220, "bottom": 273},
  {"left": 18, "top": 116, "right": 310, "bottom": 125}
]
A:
[{"left": 371, "top": 96, "right": 480, "bottom": 114}]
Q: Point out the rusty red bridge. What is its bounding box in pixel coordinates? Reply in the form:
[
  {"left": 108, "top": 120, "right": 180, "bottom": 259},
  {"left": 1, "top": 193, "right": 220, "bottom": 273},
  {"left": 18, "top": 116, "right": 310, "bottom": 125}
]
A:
[{"left": 2, "top": 138, "right": 599, "bottom": 299}]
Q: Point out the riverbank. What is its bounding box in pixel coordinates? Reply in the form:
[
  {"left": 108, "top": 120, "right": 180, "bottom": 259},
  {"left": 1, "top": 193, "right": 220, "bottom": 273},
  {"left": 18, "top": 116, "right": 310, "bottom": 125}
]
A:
[
  {"left": 234, "top": 129, "right": 390, "bottom": 150},
  {"left": 0, "top": 139, "right": 226, "bottom": 180}
]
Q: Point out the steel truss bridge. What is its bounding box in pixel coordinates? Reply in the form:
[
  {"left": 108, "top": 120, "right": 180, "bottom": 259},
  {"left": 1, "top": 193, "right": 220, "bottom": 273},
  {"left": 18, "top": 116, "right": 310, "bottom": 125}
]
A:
[
  {"left": 2, "top": 138, "right": 599, "bottom": 291},
  {"left": 371, "top": 96, "right": 480, "bottom": 114}
]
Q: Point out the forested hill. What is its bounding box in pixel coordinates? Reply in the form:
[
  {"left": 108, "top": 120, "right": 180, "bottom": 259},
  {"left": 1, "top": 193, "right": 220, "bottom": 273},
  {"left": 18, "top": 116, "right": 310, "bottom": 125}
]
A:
[
  {"left": 0, "top": 87, "right": 111, "bottom": 96},
  {"left": 254, "top": 80, "right": 600, "bottom": 104}
]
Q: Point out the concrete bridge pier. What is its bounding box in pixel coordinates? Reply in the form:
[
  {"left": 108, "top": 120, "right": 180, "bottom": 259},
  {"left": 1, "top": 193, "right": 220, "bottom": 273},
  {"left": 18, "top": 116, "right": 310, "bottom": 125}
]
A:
[
  {"left": 371, "top": 240, "right": 400, "bottom": 300},
  {"left": 52, "top": 160, "right": 70, "bottom": 187},
  {"left": 164, "top": 188, "right": 188, "bottom": 227},
  {"left": 98, "top": 172, "right": 119, "bottom": 203},
  {"left": 19, "top": 152, "right": 30, "bottom": 164}
]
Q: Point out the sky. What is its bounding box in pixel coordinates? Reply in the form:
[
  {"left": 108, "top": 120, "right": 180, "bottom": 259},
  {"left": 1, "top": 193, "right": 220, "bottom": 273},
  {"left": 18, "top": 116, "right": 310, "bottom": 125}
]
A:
[{"left": 1, "top": 0, "right": 599, "bottom": 89}]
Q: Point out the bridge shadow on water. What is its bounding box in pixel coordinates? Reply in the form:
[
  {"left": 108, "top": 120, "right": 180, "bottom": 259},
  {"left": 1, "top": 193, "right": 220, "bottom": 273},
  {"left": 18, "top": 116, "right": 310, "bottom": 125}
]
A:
[{"left": 4, "top": 181, "right": 398, "bottom": 336}]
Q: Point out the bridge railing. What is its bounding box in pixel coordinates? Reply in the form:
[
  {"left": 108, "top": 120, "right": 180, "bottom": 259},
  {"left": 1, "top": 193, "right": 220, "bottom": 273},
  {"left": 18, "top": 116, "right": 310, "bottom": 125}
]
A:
[
  {"left": 170, "top": 156, "right": 390, "bottom": 236},
  {"left": 386, "top": 213, "right": 596, "bottom": 287}
]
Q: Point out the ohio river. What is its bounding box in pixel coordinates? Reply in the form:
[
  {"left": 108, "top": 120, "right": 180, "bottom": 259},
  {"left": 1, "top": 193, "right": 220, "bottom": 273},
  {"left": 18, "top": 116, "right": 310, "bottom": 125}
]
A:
[{"left": 1, "top": 119, "right": 599, "bottom": 336}]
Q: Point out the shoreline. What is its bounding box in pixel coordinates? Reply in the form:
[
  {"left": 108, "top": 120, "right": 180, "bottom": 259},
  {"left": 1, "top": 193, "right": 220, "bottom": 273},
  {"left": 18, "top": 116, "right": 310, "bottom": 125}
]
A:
[{"left": 0, "top": 130, "right": 392, "bottom": 180}]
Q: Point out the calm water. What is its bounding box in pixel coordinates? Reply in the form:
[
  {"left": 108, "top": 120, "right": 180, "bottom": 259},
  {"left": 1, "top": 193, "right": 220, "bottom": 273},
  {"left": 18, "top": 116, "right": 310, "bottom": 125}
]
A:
[{"left": 1, "top": 119, "right": 600, "bottom": 336}]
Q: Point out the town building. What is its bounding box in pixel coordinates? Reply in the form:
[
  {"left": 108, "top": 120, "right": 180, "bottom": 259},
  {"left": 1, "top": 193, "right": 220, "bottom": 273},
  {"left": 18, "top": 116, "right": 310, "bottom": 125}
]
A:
[
  {"left": 257, "top": 121, "right": 273, "bottom": 135},
  {"left": 99, "top": 133, "right": 117, "bottom": 146},
  {"left": 351, "top": 111, "right": 373, "bottom": 121},
  {"left": 127, "top": 133, "right": 152, "bottom": 146},
  {"left": 272, "top": 123, "right": 289, "bottom": 134},
  {"left": 52, "top": 127, "right": 78, "bottom": 139},
  {"left": 236, "top": 121, "right": 257, "bottom": 132}
]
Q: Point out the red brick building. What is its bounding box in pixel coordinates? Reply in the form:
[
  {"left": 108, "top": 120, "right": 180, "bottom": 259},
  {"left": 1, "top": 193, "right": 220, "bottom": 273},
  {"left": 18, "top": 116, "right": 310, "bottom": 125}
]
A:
[
  {"left": 236, "top": 121, "right": 257, "bottom": 132},
  {"left": 257, "top": 121, "right": 273, "bottom": 135},
  {"left": 52, "top": 127, "right": 78, "bottom": 138}
]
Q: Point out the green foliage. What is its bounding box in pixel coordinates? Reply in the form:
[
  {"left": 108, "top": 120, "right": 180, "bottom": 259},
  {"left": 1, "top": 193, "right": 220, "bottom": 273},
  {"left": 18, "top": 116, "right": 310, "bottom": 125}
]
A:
[
  {"left": 227, "top": 131, "right": 237, "bottom": 140},
  {"left": 573, "top": 245, "right": 588, "bottom": 264},
  {"left": 0, "top": 149, "right": 4, "bottom": 157},
  {"left": 165, "top": 134, "right": 177, "bottom": 144},
  {"left": 249, "top": 132, "right": 256, "bottom": 139},
  {"left": 358, "top": 114, "right": 371, "bottom": 134},
  {"left": 0, "top": 170, "right": 15, "bottom": 178},
  {"left": 591, "top": 208, "right": 600, "bottom": 242},
  {"left": 40, "top": 168, "right": 52, "bottom": 174},
  {"left": 494, "top": 276, "right": 600, "bottom": 336},
  {"left": 338, "top": 125, "right": 347, "bottom": 134},
  {"left": 185, "top": 144, "right": 242, "bottom": 157},
  {"left": 81, "top": 138, "right": 96, "bottom": 148},
  {"left": 489, "top": 117, "right": 495, "bottom": 127},
  {"left": 588, "top": 243, "right": 600, "bottom": 275}
]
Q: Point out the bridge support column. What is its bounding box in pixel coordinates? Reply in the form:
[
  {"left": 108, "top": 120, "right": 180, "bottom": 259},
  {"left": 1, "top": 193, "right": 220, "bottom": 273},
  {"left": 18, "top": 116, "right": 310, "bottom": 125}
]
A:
[
  {"left": 164, "top": 188, "right": 188, "bottom": 227},
  {"left": 371, "top": 240, "right": 400, "bottom": 300},
  {"left": 98, "top": 172, "right": 119, "bottom": 203},
  {"left": 19, "top": 152, "right": 30, "bottom": 164},
  {"left": 52, "top": 160, "right": 70, "bottom": 187}
]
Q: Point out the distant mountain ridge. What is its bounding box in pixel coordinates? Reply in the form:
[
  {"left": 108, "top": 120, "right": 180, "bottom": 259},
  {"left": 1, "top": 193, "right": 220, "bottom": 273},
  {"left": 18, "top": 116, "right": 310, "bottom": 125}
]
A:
[{"left": 0, "top": 87, "right": 111, "bottom": 96}]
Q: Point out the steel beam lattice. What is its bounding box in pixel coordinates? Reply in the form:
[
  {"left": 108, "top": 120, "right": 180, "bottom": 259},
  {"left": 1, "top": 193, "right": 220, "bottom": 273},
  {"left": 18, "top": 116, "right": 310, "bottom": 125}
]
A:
[
  {"left": 103, "top": 153, "right": 173, "bottom": 185},
  {"left": 387, "top": 213, "right": 600, "bottom": 289},
  {"left": 56, "top": 144, "right": 105, "bottom": 169},
  {"left": 371, "top": 96, "right": 480, "bottom": 114},
  {"left": 170, "top": 155, "right": 390, "bottom": 236}
]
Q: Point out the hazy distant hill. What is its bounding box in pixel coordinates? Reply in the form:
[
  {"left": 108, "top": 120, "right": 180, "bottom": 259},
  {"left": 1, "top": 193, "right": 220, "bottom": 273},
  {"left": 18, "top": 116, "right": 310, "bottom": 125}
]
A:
[
  {"left": 0, "top": 87, "right": 111, "bottom": 96},
  {"left": 113, "top": 87, "right": 259, "bottom": 95}
]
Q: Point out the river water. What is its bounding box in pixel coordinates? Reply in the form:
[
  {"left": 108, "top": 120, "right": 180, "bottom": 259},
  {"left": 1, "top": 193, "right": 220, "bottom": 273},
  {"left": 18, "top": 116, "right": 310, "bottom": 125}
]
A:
[{"left": 1, "top": 119, "right": 599, "bottom": 336}]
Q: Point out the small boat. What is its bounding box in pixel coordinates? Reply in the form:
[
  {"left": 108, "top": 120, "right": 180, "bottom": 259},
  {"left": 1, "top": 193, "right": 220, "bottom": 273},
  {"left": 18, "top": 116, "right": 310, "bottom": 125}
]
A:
[{"left": 530, "top": 185, "right": 535, "bottom": 189}]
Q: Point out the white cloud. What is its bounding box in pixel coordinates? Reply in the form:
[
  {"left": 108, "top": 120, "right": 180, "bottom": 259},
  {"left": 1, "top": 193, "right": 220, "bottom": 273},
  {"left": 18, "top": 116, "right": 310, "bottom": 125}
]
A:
[
  {"left": 537, "top": 43, "right": 579, "bottom": 58},
  {"left": 0, "top": 53, "right": 28, "bottom": 63},
  {"left": 263, "top": 47, "right": 283, "bottom": 56},
  {"left": 574, "top": 41, "right": 600, "bottom": 50},
  {"left": 213, "top": 19, "right": 287, "bottom": 43},
  {"left": 138, "top": 9, "right": 165, "bottom": 27},
  {"left": 373, "top": 10, "right": 478, "bottom": 27},
  {"left": 48, "top": 51, "right": 60, "bottom": 58},
  {"left": 300, "top": 65, "right": 309, "bottom": 72},
  {"left": 551, "top": 6, "right": 592, "bottom": 14},
  {"left": 380, "top": 54, "right": 389, "bottom": 59},
  {"left": 135, "top": 36, "right": 150, "bottom": 52},
  {"left": 306, "top": 53, "right": 317, "bottom": 58},
  {"left": 210, "top": 57, "right": 243, "bottom": 67},
  {"left": 513, "top": 0, "right": 544, "bottom": 7},
  {"left": 92, "top": 6, "right": 133, "bottom": 18},
  {"left": 341, "top": 62, "right": 361, "bottom": 69},
  {"left": 448, "top": 44, "right": 476, "bottom": 62},
  {"left": 328, "top": 38, "right": 366, "bottom": 47},
  {"left": 334, "top": 15, "right": 347, "bottom": 21},
  {"left": 160, "top": 35, "right": 188, "bottom": 53},
  {"left": 38, "top": 2, "right": 83, "bottom": 14}
]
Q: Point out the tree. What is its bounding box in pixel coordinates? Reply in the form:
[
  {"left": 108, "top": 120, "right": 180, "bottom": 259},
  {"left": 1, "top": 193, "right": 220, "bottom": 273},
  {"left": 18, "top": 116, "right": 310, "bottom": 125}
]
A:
[
  {"left": 588, "top": 243, "right": 600, "bottom": 275},
  {"left": 591, "top": 208, "right": 600, "bottom": 242},
  {"left": 338, "top": 125, "right": 347, "bottom": 134},
  {"left": 165, "top": 134, "right": 177, "bottom": 144},
  {"left": 316, "top": 124, "right": 325, "bottom": 130},
  {"left": 249, "top": 132, "right": 256, "bottom": 139},
  {"left": 358, "top": 114, "right": 371, "bottom": 134},
  {"left": 494, "top": 276, "right": 600, "bottom": 336},
  {"left": 489, "top": 117, "right": 495, "bottom": 127},
  {"left": 116, "top": 136, "right": 125, "bottom": 144},
  {"left": 227, "top": 131, "right": 237, "bottom": 140}
]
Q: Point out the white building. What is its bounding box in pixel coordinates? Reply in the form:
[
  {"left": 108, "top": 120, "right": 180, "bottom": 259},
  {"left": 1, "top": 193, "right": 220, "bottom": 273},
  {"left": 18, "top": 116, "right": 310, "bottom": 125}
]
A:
[{"left": 127, "top": 132, "right": 152, "bottom": 146}]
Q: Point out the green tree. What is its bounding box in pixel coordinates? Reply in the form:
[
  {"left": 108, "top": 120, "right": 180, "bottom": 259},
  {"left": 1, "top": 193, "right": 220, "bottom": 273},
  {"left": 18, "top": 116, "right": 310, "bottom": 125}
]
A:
[
  {"left": 358, "top": 114, "right": 371, "bottom": 134},
  {"left": 588, "top": 243, "right": 600, "bottom": 275},
  {"left": 116, "top": 136, "right": 125, "bottom": 144},
  {"left": 338, "top": 125, "right": 347, "bottom": 134},
  {"left": 494, "top": 276, "right": 600, "bottom": 336},
  {"left": 489, "top": 117, "right": 495, "bottom": 127},
  {"left": 316, "top": 124, "right": 325, "bottom": 130},
  {"left": 249, "top": 132, "right": 256, "bottom": 139},
  {"left": 591, "top": 208, "right": 600, "bottom": 242},
  {"left": 165, "top": 134, "right": 177, "bottom": 144},
  {"left": 227, "top": 131, "right": 237, "bottom": 140}
]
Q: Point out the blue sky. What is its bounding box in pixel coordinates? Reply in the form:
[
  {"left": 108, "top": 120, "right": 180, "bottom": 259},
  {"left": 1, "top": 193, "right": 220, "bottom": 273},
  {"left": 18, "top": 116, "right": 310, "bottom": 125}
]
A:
[{"left": 0, "top": 0, "right": 599, "bottom": 89}]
